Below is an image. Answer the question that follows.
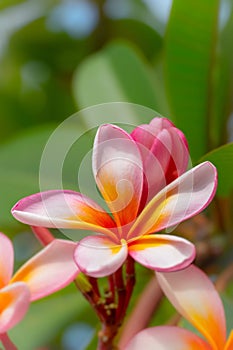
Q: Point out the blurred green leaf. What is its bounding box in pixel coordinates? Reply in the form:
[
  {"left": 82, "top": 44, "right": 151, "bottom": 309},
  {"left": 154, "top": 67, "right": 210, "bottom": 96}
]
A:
[
  {"left": 0, "top": 125, "right": 55, "bottom": 230},
  {"left": 0, "top": 122, "right": 88, "bottom": 231},
  {"left": 0, "top": 0, "right": 57, "bottom": 11},
  {"left": 73, "top": 41, "right": 167, "bottom": 113},
  {"left": 222, "top": 294, "right": 233, "bottom": 335},
  {"left": 211, "top": 7, "right": 233, "bottom": 147},
  {"left": 9, "top": 285, "right": 96, "bottom": 350},
  {"left": 108, "top": 18, "right": 162, "bottom": 60},
  {"left": 9, "top": 16, "right": 88, "bottom": 73},
  {"left": 165, "top": 0, "right": 219, "bottom": 160},
  {"left": 0, "top": 0, "right": 25, "bottom": 9},
  {"left": 200, "top": 142, "right": 233, "bottom": 196}
]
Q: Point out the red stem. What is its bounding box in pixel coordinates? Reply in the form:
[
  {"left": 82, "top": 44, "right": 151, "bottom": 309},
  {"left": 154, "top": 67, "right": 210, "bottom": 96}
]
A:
[
  {"left": 97, "top": 323, "right": 119, "bottom": 350},
  {"left": 108, "top": 274, "right": 115, "bottom": 302},
  {"left": 114, "top": 266, "right": 126, "bottom": 323},
  {"left": 0, "top": 334, "right": 17, "bottom": 350},
  {"left": 123, "top": 256, "right": 135, "bottom": 315},
  {"left": 31, "top": 226, "right": 54, "bottom": 245},
  {"left": 76, "top": 259, "right": 137, "bottom": 349},
  {"left": 74, "top": 279, "right": 107, "bottom": 323},
  {"left": 88, "top": 277, "right": 101, "bottom": 297}
]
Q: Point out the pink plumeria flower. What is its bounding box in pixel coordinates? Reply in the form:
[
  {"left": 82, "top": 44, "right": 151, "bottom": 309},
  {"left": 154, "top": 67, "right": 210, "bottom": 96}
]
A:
[
  {"left": 12, "top": 118, "right": 217, "bottom": 277},
  {"left": 125, "top": 265, "right": 233, "bottom": 350},
  {"left": 0, "top": 232, "right": 79, "bottom": 337}
]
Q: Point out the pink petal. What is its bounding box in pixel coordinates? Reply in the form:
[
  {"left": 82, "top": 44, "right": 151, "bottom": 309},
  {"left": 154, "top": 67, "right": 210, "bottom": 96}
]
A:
[
  {"left": 93, "top": 124, "right": 143, "bottom": 229},
  {"left": 0, "top": 233, "right": 14, "bottom": 288},
  {"left": 0, "top": 282, "right": 30, "bottom": 333},
  {"left": 11, "top": 239, "right": 79, "bottom": 301},
  {"left": 124, "top": 326, "right": 211, "bottom": 350},
  {"left": 131, "top": 118, "right": 189, "bottom": 201},
  {"left": 12, "top": 190, "right": 116, "bottom": 239},
  {"left": 156, "top": 265, "right": 226, "bottom": 349},
  {"left": 131, "top": 118, "right": 175, "bottom": 150},
  {"left": 74, "top": 235, "right": 128, "bottom": 278},
  {"left": 128, "top": 162, "right": 217, "bottom": 239},
  {"left": 128, "top": 234, "right": 195, "bottom": 271}
]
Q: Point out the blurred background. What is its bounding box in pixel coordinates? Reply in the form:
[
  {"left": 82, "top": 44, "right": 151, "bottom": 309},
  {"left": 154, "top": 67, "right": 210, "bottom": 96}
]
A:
[
  {"left": 0, "top": 0, "right": 171, "bottom": 140},
  {"left": 1, "top": 0, "right": 233, "bottom": 349}
]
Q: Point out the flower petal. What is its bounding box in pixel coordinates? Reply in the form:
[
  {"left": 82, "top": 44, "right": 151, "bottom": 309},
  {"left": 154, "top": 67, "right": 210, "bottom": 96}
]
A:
[
  {"left": 93, "top": 124, "right": 143, "bottom": 229},
  {"left": 124, "top": 326, "right": 211, "bottom": 350},
  {"left": 225, "top": 331, "right": 233, "bottom": 350},
  {"left": 131, "top": 118, "right": 174, "bottom": 151},
  {"left": 131, "top": 118, "right": 189, "bottom": 200},
  {"left": 11, "top": 239, "right": 79, "bottom": 301},
  {"left": 128, "top": 234, "right": 195, "bottom": 271},
  {"left": 156, "top": 265, "right": 226, "bottom": 349},
  {"left": 0, "top": 282, "right": 30, "bottom": 333},
  {"left": 74, "top": 235, "right": 128, "bottom": 278},
  {"left": 128, "top": 162, "right": 217, "bottom": 239},
  {"left": 0, "top": 233, "right": 14, "bottom": 288},
  {"left": 12, "top": 190, "right": 116, "bottom": 239}
]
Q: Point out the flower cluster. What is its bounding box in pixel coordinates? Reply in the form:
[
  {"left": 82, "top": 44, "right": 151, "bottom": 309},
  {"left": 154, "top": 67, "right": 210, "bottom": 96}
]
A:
[
  {"left": 12, "top": 118, "right": 217, "bottom": 277},
  {"left": 4, "top": 117, "right": 219, "bottom": 349}
]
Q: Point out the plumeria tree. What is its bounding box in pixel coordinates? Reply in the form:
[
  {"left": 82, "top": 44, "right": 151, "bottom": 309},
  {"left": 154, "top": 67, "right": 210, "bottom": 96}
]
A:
[{"left": 1, "top": 0, "right": 233, "bottom": 349}]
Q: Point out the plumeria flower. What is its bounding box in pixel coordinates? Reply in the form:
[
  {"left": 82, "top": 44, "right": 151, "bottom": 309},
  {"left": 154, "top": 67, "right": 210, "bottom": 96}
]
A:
[
  {"left": 0, "top": 232, "right": 79, "bottom": 339},
  {"left": 125, "top": 265, "right": 233, "bottom": 350},
  {"left": 12, "top": 118, "right": 217, "bottom": 277}
]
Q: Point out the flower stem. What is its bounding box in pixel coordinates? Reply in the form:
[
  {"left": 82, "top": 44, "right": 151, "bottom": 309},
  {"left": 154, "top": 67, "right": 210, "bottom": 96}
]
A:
[
  {"left": 108, "top": 275, "right": 115, "bottom": 303},
  {"left": 114, "top": 266, "right": 126, "bottom": 323},
  {"left": 98, "top": 258, "right": 136, "bottom": 349},
  {"left": 97, "top": 323, "right": 119, "bottom": 350},
  {"left": 76, "top": 259, "right": 136, "bottom": 349},
  {"left": 75, "top": 275, "right": 107, "bottom": 323},
  {"left": 123, "top": 256, "right": 135, "bottom": 315},
  {"left": 0, "top": 333, "right": 17, "bottom": 350},
  {"left": 31, "top": 226, "right": 54, "bottom": 245}
]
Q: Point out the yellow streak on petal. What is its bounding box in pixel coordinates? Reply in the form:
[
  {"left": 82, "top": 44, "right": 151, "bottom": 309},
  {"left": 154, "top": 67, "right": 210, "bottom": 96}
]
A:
[
  {"left": 11, "top": 264, "right": 35, "bottom": 285},
  {"left": 106, "top": 239, "right": 127, "bottom": 255},
  {"left": 128, "top": 236, "right": 166, "bottom": 251},
  {"left": 187, "top": 308, "right": 226, "bottom": 350},
  {"left": 111, "top": 245, "right": 122, "bottom": 255},
  {"left": 127, "top": 194, "right": 171, "bottom": 240},
  {"left": 225, "top": 330, "right": 233, "bottom": 350},
  {"left": 96, "top": 167, "right": 140, "bottom": 228}
]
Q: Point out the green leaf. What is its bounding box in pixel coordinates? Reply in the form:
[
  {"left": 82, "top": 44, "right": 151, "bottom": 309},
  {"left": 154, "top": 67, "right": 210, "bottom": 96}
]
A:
[
  {"left": 211, "top": 8, "right": 233, "bottom": 147},
  {"left": 73, "top": 41, "right": 167, "bottom": 114},
  {"left": 0, "top": 122, "right": 88, "bottom": 231},
  {"left": 200, "top": 142, "right": 233, "bottom": 197},
  {"left": 0, "top": 125, "right": 55, "bottom": 230},
  {"left": 222, "top": 294, "right": 233, "bottom": 335},
  {"left": 108, "top": 18, "right": 162, "bottom": 60},
  {"left": 164, "top": 0, "right": 220, "bottom": 160}
]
